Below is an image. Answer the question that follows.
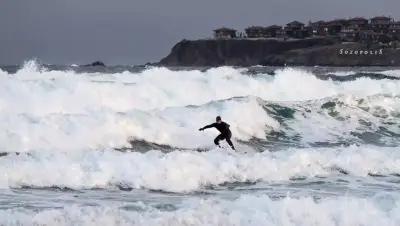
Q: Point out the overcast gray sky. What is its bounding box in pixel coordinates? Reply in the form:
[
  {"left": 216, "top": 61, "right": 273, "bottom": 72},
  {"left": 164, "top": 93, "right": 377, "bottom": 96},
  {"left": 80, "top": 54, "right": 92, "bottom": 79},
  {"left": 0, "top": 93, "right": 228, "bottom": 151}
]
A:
[{"left": 1, "top": 0, "right": 399, "bottom": 65}]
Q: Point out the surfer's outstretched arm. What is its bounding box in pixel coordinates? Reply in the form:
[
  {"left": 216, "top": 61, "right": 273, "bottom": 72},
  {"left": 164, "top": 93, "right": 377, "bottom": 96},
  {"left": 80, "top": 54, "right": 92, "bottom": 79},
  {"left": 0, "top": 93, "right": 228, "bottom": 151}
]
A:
[{"left": 199, "top": 123, "right": 216, "bottom": 131}]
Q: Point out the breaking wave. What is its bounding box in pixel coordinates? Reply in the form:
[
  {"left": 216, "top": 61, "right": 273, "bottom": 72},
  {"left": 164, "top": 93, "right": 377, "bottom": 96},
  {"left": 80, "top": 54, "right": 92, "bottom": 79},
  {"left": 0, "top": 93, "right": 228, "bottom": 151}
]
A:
[
  {"left": 1, "top": 194, "right": 400, "bottom": 226},
  {"left": 0, "top": 145, "right": 399, "bottom": 192},
  {"left": 1, "top": 61, "right": 400, "bottom": 152}
]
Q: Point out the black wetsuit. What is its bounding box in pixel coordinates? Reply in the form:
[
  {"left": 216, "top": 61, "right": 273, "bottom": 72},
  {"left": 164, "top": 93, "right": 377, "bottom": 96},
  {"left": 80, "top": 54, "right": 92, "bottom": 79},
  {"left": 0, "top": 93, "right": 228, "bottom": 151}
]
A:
[{"left": 200, "top": 122, "right": 235, "bottom": 150}]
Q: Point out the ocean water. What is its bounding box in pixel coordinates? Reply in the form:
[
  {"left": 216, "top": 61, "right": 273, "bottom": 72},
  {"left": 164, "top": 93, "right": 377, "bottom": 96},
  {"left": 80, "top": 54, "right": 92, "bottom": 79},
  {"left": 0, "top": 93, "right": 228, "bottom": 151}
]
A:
[{"left": 1, "top": 61, "right": 400, "bottom": 225}]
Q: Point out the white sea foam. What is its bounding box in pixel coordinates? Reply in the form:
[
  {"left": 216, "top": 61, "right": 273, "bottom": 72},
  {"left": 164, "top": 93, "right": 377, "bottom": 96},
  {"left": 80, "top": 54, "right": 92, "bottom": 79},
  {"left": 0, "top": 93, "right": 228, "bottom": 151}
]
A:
[
  {"left": 1, "top": 194, "right": 399, "bottom": 226},
  {"left": 0, "top": 96, "right": 275, "bottom": 151},
  {"left": 278, "top": 94, "right": 400, "bottom": 144},
  {"left": 380, "top": 69, "right": 400, "bottom": 78},
  {"left": 329, "top": 71, "right": 357, "bottom": 76},
  {"left": 2, "top": 62, "right": 400, "bottom": 114},
  {"left": 1, "top": 62, "right": 400, "bottom": 151},
  {"left": 3, "top": 62, "right": 400, "bottom": 225},
  {"left": 2, "top": 92, "right": 399, "bottom": 152},
  {"left": 0, "top": 145, "right": 399, "bottom": 192}
]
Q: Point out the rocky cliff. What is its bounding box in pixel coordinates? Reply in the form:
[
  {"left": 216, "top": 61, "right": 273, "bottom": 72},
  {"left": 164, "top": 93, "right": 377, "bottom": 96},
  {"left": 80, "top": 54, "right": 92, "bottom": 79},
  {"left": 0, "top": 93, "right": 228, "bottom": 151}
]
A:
[{"left": 158, "top": 38, "right": 400, "bottom": 66}]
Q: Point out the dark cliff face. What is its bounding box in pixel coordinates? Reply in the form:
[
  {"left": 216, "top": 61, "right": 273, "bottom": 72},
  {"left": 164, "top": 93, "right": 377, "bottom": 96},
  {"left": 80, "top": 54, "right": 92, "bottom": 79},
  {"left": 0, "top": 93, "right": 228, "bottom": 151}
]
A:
[{"left": 159, "top": 38, "right": 400, "bottom": 66}]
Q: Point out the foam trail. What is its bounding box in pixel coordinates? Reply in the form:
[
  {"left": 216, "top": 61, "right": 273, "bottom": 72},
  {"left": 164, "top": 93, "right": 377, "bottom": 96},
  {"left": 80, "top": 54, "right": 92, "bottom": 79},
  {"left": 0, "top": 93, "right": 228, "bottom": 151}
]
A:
[
  {"left": 328, "top": 71, "right": 357, "bottom": 76},
  {"left": 1, "top": 194, "right": 399, "bottom": 226},
  {"left": 380, "top": 69, "right": 400, "bottom": 78},
  {"left": 0, "top": 145, "right": 399, "bottom": 192}
]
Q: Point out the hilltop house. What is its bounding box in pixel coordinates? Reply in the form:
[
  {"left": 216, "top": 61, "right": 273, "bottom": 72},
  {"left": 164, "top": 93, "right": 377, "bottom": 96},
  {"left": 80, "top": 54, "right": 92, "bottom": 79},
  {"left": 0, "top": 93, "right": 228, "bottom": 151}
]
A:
[
  {"left": 347, "top": 17, "right": 369, "bottom": 30},
  {"left": 370, "top": 16, "right": 392, "bottom": 33},
  {"left": 390, "top": 21, "right": 400, "bottom": 40},
  {"left": 285, "top": 21, "right": 307, "bottom": 38},
  {"left": 309, "top": 21, "right": 327, "bottom": 36},
  {"left": 339, "top": 29, "right": 358, "bottom": 42},
  {"left": 214, "top": 27, "right": 237, "bottom": 39},
  {"left": 245, "top": 26, "right": 267, "bottom": 38},
  {"left": 245, "top": 25, "right": 282, "bottom": 38},
  {"left": 265, "top": 25, "right": 282, "bottom": 37},
  {"left": 339, "top": 17, "right": 368, "bottom": 42},
  {"left": 326, "top": 19, "right": 348, "bottom": 35}
]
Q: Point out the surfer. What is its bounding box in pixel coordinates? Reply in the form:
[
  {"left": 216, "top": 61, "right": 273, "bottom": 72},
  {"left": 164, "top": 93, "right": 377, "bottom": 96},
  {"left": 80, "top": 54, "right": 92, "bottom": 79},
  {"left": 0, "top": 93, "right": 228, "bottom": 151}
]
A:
[{"left": 199, "top": 116, "right": 235, "bottom": 150}]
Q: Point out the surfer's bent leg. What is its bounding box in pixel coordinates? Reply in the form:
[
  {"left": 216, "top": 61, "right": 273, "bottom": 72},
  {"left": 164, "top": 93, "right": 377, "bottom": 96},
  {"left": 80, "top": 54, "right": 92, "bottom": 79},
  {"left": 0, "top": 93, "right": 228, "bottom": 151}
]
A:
[
  {"left": 225, "top": 133, "right": 235, "bottom": 150},
  {"left": 214, "top": 134, "right": 224, "bottom": 147}
]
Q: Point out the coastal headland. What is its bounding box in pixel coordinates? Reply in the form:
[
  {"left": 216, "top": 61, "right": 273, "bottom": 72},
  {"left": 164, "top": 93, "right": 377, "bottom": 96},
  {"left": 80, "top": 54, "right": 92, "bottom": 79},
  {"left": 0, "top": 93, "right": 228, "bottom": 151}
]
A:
[
  {"left": 159, "top": 38, "right": 400, "bottom": 66},
  {"left": 159, "top": 16, "right": 400, "bottom": 66}
]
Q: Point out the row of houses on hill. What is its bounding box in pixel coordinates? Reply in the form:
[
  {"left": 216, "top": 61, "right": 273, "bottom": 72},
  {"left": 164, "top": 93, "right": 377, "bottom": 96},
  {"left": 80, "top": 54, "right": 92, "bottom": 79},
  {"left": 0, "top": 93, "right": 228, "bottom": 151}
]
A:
[{"left": 214, "top": 16, "right": 400, "bottom": 43}]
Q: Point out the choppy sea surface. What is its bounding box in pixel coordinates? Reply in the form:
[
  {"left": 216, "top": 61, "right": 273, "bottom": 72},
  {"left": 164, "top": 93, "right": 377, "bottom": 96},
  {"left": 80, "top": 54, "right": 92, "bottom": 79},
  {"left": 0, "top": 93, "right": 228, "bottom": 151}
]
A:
[{"left": 1, "top": 61, "right": 400, "bottom": 225}]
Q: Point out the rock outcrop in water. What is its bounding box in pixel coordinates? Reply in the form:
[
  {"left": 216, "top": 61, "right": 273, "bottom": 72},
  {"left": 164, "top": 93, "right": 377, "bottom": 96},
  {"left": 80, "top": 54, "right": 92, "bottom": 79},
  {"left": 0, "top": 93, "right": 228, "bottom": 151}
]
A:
[
  {"left": 159, "top": 38, "right": 400, "bottom": 66},
  {"left": 83, "top": 61, "right": 106, "bottom": 67}
]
